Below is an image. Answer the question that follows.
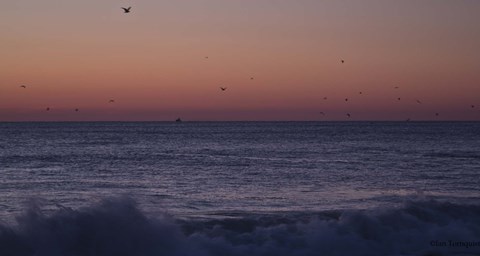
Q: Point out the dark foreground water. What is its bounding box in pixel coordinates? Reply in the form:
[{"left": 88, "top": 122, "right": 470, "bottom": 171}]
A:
[{"left": 1, "top": 122, "right": 479, "bottom": 255}]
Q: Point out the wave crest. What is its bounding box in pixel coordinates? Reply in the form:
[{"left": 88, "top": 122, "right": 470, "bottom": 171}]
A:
[{"left": 1, "top": 198, "right": 480, "bottom": 256}]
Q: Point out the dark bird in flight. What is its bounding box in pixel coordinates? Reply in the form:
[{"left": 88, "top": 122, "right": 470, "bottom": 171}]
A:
[
  {"left": 220, "top": 87, "right": 227, "bottom": 91},
  {"left": 176, "top": 118, "right": 182, "bottom": 122},
  {"left": 109, "top": 99, "right": 115, "bottom": 103},
  {"left": 205, "top": 56, "right": 209, "bottom": 59},
  {"left": 250, "top": 77, "right": 254, "bottom": 80},
  {"left": 471, "top": 105, "right": 475, "bottom": 108},
  {"left": 122, "top": 7, "right": 131, "bottom": 13},
  {"left": 319, "top": 112, "right": 325, "bottom": 116},
  {"left": 359, "top": 92, "right": 363, "bottom": 95},
  {"left": 406, "top": 118, "right": 411, "bottom": 122},
  {"left": 394, "top": 86, "right": 399, "bottom": 89},
  {"left": 397, "top": 97, "right": 401, "bottom": 101},
  {"left": 341, "top": 60, "right": 345, "bottom": 64},
  {"left": 20, "top": 85, "right": 26, "bottom": 88},
  {"left": 323, "top": 97, "right": 328, "bottom": 100},
  {"left": 416, "top": 99, "right": 422, "bottom": 104},
  {"left": 75, "top": 108, "right": 79, "bottom": 112},
  {"left": 346, "top": 113, "right": 351, "bottom": 118},
  {"left": 345, "top": 98, "right": 349, "bottom": 102},
  {"left": 435, "top": 113, "right": 439, "bottom": 117},
  {"left": 46, "top": 107, "right": 50, "bottom": 111}
]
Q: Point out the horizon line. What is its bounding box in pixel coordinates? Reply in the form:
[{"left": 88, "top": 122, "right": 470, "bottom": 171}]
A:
[{"left": 1, "top": 120, "right": 479, "bottom": 123}]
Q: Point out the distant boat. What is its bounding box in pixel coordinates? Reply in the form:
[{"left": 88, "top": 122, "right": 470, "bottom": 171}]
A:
[{"left": 175, "top": 118, "right": 182, "bottom": 122}]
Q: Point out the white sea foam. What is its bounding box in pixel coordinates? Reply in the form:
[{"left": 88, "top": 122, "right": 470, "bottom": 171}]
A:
[{"left": 1, "top": 197, "right": 479, "bottom": 256}]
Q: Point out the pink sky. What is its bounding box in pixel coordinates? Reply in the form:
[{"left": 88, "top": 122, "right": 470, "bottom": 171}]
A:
[{"left": 1, "top": 0, "right": 480, "bottom": 121}]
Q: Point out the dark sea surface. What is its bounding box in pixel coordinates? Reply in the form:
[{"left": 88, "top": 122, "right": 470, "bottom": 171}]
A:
[{"left": 1, "top": 122, "right": 480, "bottom": 256}]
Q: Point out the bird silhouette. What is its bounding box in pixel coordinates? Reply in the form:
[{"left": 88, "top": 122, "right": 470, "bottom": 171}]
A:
[
  {"left": 220, "top": 87, "right": 227, "bottom": 91},
  {"left": 122, "top": 7, "right": 131, "bottom": 13},
  {"left": 394, "top": 86, "right": 399, "bottom": 89},
  {"left": 471, "top": 105, "right": 475, "bottom": 108},
  {"left": 75, "top": 108, "right": 79, "bottom": 112},
  {"left": 176, "top": 118, "right": 182, "bottom": 122},
  {"left": 46, "top": 107, "right": 50, "bottom": 111},
  {"left": 205, "top": 56, "right": 209, "bottom": 59},
  {"left": 323, "top": 97, "right": 328, "bottom": 100},
  {"left": 250, "top": 77, "right": 254, "bottom": 80},
  {"left": 397, "top": 97, "right": 401, "bottom": 101},
  {"left": 109, "top": 99, "right": 115, "bottom": 103},
  {"left": 20, "top": 85, "right": 26, "bottom": 88},
  {"left": 416, "top": 99, "right": 422, "bottom": 104},
  {"left": 406, "top": 118, "right": 411, "bottom": 122},
  {"left": 345, "top": 98, "right": 349, "bottom": 102},
  {"left": 359, "top": 92, "right": 363, "bottom": 95},
  {"left": 341, "top": 60, "right": 345, "bottom": 64},
  {"left": 435, "top": 113, "right": 439, "bottom": 117},
  {"left": 346, "top": 113, "right": 351, "bottom": 118},
  {"left": 319, "top": 112, "right": 325, "bottom": 116}
]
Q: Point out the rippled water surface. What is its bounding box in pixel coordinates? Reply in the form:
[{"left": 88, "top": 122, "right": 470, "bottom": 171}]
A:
[
  {"left": 1, "top": 121, "right": 479, "bottom": 219},
  {"left": 1, "top": 122, "right": 480, "bottom": 255}
]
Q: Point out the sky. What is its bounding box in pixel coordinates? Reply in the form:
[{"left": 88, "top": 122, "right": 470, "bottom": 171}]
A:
[{"left": 1, "top": 0, "right": 480, "bottom": 121}]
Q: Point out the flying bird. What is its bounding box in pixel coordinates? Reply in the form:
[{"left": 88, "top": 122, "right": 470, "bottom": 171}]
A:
[
  {"left": 75, "top": 108, "right": 79, "bottom": 112},
  {"left": 20, "top": 85, "right": 26, "bottom": 88},
  {"left": 471, "top": 105, "right": 475, "bottom": 108},
  {"left": 250, "top": 77, "right": 254, "bottom": 80},
  {"left": 319, "top": 112, "right": 325, "bottom": 116},
  {"left": 46, "top": 107, "right": 50, "bottom": 111},
  {"left": 109, "top": 99, "right": 115, "bottom": 103},
  {"left": 346, "top": 113, "right": 351, "bottom": 118},
  {"left": 122, "top": 7, "right": 131, "bottom": 13},
  {"left": 220, "top": 87, "right": 227, "bottom": 91},
  {"left": 341, "top": 59, "right": 345, "bottom": 64},
  {"left": 397, "top": 97, "right": 401, "bottom": 101},
  {"left": 359, "top": 92, "right": 363, "bottom": 95},
  {"left": 394, "top": 86, "right": 399, "bottom": 89},
  {"left": 416, "top": 99, "right": 422, "bottom": 104},
  {"left": 406, "top": 118, "right": 411, "bottom": 122},
  {"left": 345, "top": 98, "right": 349, "bottom": 102},
  {"left": 323, "top": 97, "right": 328, "bottom": 100},
  {"left": 435, "top": 113, "right": 439, "bottom": 117}
]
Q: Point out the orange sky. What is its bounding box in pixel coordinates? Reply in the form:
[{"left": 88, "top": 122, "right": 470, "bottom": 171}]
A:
[{"left": 1, "top": 0, "right": 480, "bottom": 121}]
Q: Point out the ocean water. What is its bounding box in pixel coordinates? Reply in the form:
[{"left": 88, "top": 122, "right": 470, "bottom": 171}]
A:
[{"left": 1, "top": 121, "right": 480, "bottom": 255}]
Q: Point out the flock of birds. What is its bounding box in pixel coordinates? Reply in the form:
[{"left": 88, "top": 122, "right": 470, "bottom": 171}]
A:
[
  {"left": 15, "top": 7, "right": 478, "bottom": 121},
  {"left": 214, "top": 61, "right": 477, "bottom": 120},
  {"left": 18, "top": 84, "right": 116, "bottom": 113}
]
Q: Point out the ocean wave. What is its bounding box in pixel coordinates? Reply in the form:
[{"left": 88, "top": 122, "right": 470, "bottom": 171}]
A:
[
  {"left": 423, "top": 151, "right": 480, "bottom": 160},
  {"left": 1, "top": 197, "right": 480, "bottom": 256}
]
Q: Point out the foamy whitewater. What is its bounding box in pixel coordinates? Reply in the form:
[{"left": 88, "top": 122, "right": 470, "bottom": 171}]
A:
[{"left": 1, "top": 122, "right": 480, "bottom": 255}]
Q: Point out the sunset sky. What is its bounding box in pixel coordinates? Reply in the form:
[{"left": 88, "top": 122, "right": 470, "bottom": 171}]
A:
[{"left": 1, "top": 0, "right": 480, "bottom": 121}]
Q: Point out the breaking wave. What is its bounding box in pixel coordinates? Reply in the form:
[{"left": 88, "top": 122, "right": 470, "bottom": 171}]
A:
[{"left": 1, "top": 197, "right": 480, "bottom": 256}]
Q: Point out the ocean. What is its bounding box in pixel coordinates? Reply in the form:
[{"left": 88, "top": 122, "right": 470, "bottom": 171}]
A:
[{"left": 1, "top": 121, "right": 479, "bottom": 255}]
